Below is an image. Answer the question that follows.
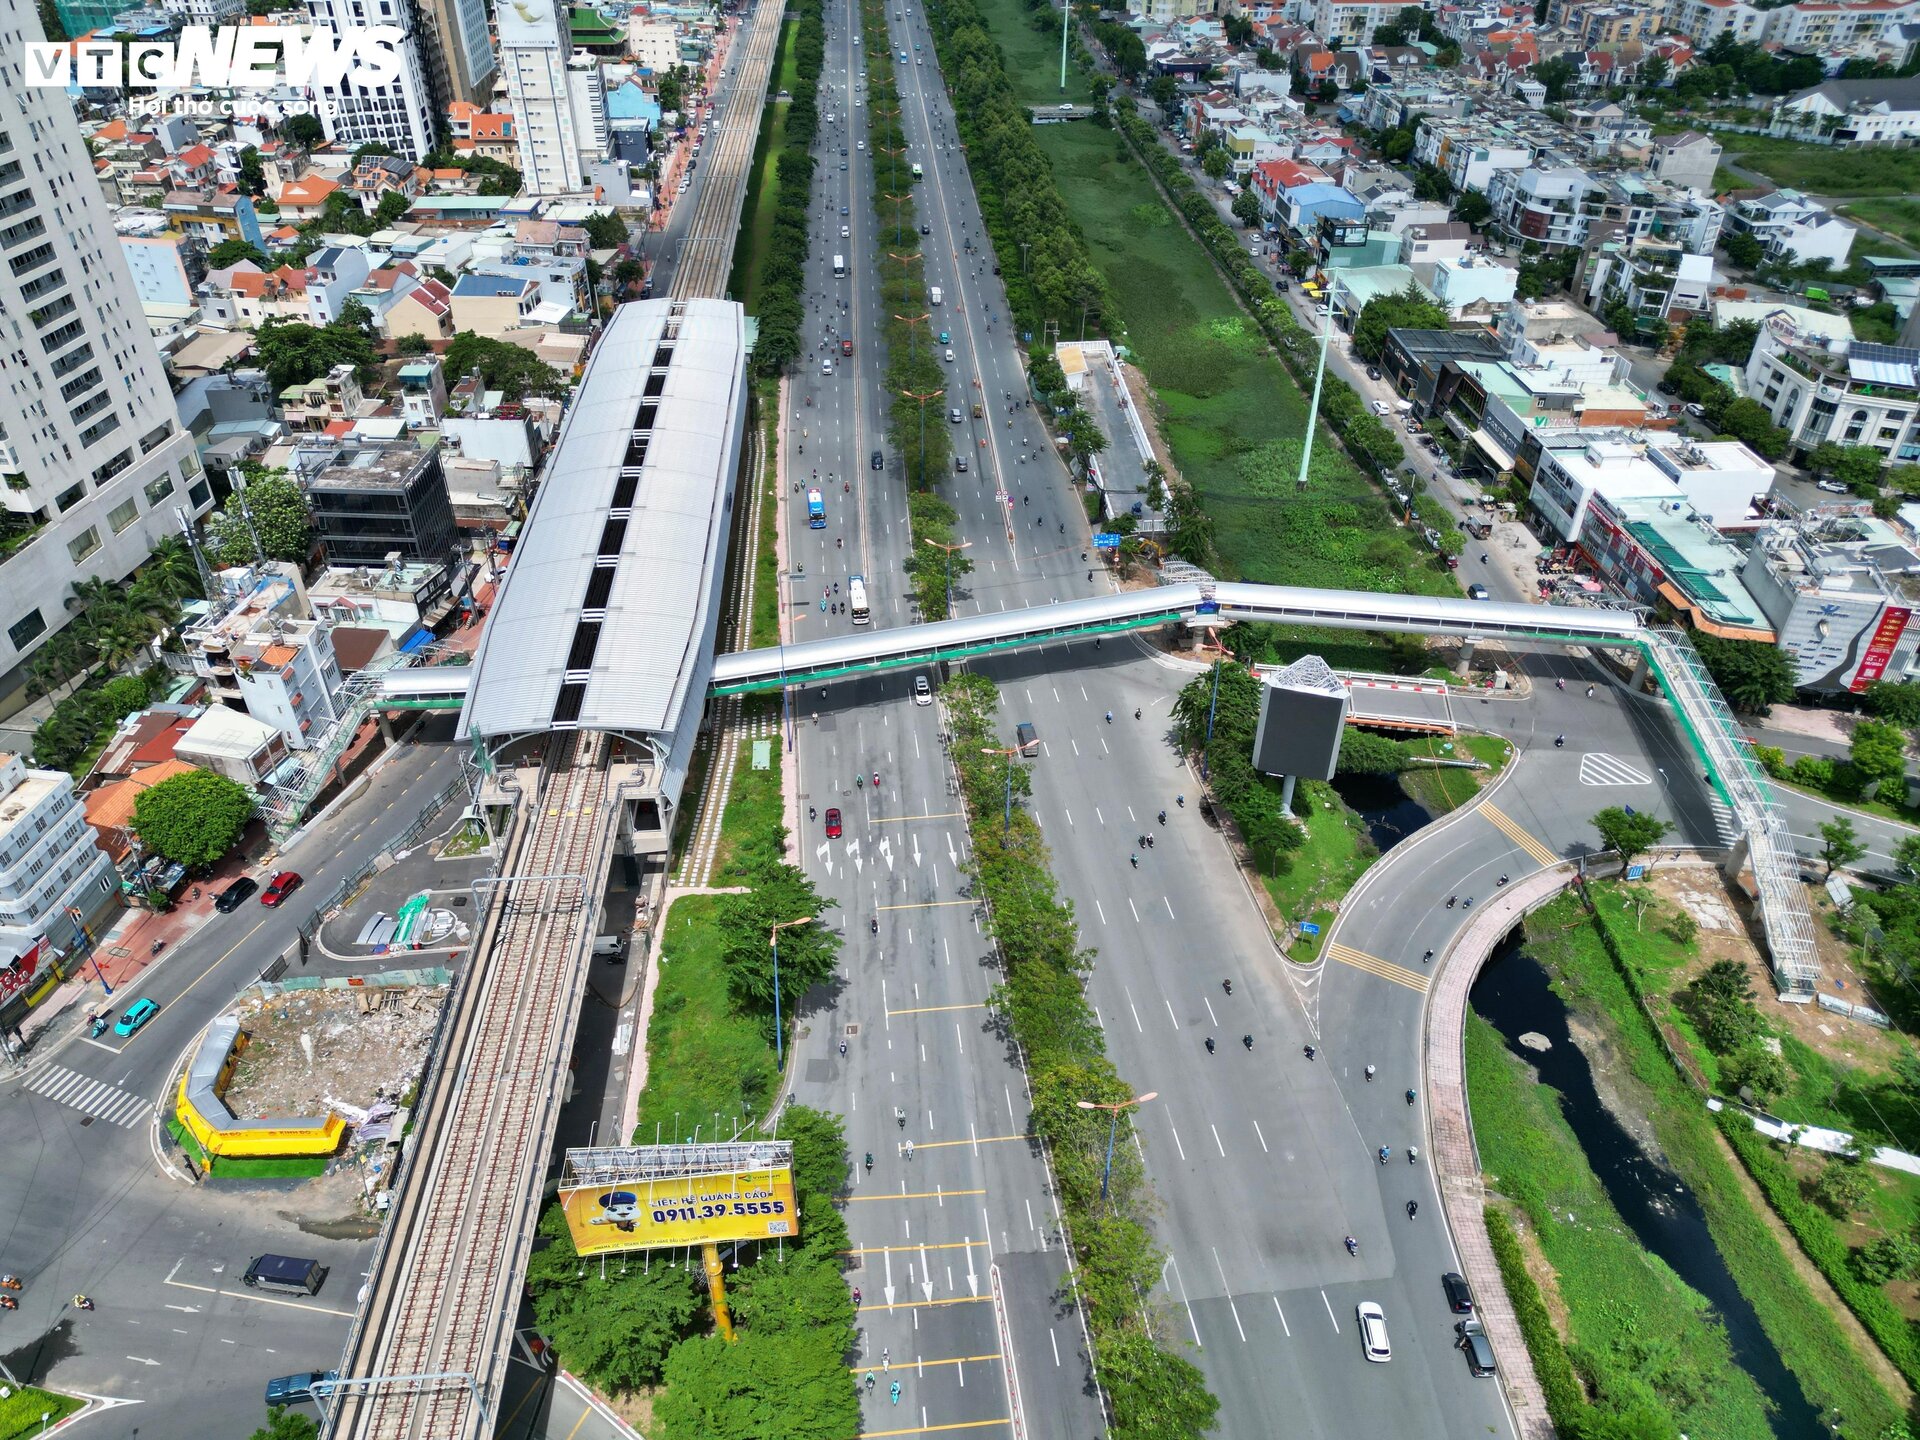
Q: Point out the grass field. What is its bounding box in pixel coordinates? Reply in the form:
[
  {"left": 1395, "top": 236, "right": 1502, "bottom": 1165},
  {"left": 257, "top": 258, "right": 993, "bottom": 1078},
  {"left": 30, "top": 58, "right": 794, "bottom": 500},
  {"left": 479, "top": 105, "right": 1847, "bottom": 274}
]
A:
[
  {"left": 708, "top": 696, "right": 784, "bottom": 883},
  {"left": 1400, "top": 732, "right": 1509, "bottom": 815},
  {"left": 1839, "top": 197, "right": 1920, "bottom": 254},
  {"left": 0, "top": 1387, "right": 81, "bottom": 1440},
  {"left": 1720, "top": 134, "right": 1920, "bottom": 197},
  {"left": 633, "top": 892, "right": 782, "bottom": 1146},
  {"left": 1030, "top": 120, "right": 1453, "bottom": 591},
  {"left": 1263, "top": 781, "right": 1375, "bottom": 953},
  {"left": 1465, "top": 1013, "right": 1779, "bottom": 1439},
  {"left": 727, "top": 16, "right": 800, "bottom": 309}
]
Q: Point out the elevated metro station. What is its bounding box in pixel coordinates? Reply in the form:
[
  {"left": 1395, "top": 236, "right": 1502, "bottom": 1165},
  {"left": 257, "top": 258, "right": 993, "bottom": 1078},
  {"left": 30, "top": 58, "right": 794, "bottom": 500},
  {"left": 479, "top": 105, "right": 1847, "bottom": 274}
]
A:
[{"left": 458, "top": 296, "right": 749, "bottom": 870}]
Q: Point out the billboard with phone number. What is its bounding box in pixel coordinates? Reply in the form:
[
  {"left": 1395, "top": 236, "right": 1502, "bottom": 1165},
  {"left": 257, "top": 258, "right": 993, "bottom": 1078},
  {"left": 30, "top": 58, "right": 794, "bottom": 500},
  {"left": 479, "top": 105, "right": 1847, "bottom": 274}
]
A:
[{"left": 558, "top": 1143, "right": 798, "bottom": 1254}]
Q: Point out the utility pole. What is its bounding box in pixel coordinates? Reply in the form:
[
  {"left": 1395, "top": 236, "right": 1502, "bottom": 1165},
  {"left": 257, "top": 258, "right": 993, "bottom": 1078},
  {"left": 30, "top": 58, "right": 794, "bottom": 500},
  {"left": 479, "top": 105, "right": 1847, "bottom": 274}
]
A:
[{"left": 1295, "top": 270, "right": 1341, "bottom": 492}]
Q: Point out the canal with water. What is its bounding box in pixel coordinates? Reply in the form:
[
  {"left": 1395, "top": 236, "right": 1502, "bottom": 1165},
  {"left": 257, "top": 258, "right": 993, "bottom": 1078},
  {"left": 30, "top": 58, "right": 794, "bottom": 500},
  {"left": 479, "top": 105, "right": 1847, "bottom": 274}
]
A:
[{"left": 1330, "top": 768, "right": 1824, "bottom": 1436}]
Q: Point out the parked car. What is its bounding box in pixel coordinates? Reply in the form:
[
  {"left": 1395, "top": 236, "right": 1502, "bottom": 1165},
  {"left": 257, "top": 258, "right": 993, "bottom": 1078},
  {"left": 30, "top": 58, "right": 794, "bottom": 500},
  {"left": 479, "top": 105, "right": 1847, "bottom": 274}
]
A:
[
  {"left": 113, "top": 997, "right": 159, "bottom": 1037},
  {"left": 1370, "top": 400, "right": 1391, "bottom": 417},
  {"left": 824, "top": 808, "right": 843, "bottom": 838},
  {"left": 1356, "top": 1301, "right": 1391, "bottom": 1362},
  {"left": 1456, "top": 1318, "right": 1496, "bottom": 1377},
  {"left": 1657, "top": 378, "right": 1678, "bottom": 395},
  {"left": 1442, "top": 1272, "right": 1474, "bottom": 1314},
  {"left": 1366, "top": 366, "right": 1381, "bottom": 381},
  {"left": 1467, "top": 583, "right": 1491, "bottom": 600},
  {"left": 260, "top": 870, "right": 303, "bottom": 907},
  {"left": 214, "top": 876, "right": 258, "bottom": 912},
  {"left": 1683, "top": 402, "right": 1706, "bottom": 418},
  {"left": 1816, "top": 479, "right": 1850, "bottom": 494}
]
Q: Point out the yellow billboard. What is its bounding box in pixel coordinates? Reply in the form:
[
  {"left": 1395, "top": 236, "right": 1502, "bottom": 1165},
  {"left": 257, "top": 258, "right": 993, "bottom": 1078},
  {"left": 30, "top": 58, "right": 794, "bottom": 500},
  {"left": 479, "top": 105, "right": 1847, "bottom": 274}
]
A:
[{"left": 559, "top": 1143, "right": 798, "bottom": 1255}]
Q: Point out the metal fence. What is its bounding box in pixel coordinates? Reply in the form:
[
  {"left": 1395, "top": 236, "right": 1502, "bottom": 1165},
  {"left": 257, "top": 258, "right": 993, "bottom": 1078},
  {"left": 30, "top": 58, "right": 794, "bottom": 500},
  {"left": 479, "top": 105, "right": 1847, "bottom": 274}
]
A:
[{"left": 300, "top": 773, "right": 474, "bottom": 934}]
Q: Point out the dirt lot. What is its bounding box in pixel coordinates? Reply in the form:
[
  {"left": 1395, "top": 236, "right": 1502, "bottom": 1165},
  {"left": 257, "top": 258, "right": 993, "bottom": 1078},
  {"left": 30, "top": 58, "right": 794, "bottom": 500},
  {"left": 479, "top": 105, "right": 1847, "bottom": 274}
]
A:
[
  {"left": 224, "top": 985, "right": 446, "bottom": 1120},
  {"left": 1652, "top": 866, "right": 1904, "bottom": 1071}
]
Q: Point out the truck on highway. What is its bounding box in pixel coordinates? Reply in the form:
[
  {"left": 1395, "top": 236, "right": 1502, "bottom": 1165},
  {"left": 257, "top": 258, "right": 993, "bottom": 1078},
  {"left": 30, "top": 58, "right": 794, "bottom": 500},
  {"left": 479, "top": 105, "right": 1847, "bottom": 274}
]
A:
[
  {"left": 244, "top": 1253, "right": 328, "bottom": 1295},
  {"left": 929, "top": 285, "right": 943, "bottom": 305},
  {"left": 911, "top": 162, "right": 923, "bottom": 178}
]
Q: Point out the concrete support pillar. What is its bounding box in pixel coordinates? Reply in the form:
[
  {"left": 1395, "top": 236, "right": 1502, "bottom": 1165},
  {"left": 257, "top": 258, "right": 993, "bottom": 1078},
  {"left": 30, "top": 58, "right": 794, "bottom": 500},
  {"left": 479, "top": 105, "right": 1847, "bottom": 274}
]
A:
[
  {"left": 1280, "top": 773, "right": 1297, "bottom": 814},
  {"left": 1456, "top": 639, "right": 1476, "bottom": 677},
  {"left": 1722, "top": 831, "right": 1751, "bottom": 882},
  {"left": 1630, "top": 651, "right": 1651, "bottom": 691},
  {"left": 376, "top": 711, "right": 395, "bottom": 745}
]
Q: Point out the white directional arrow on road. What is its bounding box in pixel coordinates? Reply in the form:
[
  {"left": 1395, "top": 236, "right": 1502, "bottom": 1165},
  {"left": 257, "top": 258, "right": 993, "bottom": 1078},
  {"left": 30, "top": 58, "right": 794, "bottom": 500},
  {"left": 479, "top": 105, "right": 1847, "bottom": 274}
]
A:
[
  {"left": 877, "top": 837, "right": 894, "bottom": 872},
  {"left": 883, "top": 1248, "right": 896, "bottom": 1309},
  {"left": 912, "top": 833, "right": 922, "bottom": 867},
  {"left": 814, "top": 840, "right": 834, "bottom": 876},
  {"left": 965, "top": 1235, "right": 979, "bottom": 1297},
  {"left": 946, "top": 831, "right": 959, "bottom": 867},
  {"left": 919, "top": 1241, "right": 934, "bottom": 1302},
  {"left": 847, "top": 837, "right": 863, "bottom": 874}
]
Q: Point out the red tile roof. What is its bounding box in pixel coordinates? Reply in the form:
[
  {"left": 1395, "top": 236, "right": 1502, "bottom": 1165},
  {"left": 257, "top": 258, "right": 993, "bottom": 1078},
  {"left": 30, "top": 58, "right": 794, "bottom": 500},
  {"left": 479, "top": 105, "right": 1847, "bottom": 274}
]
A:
[{"left": 175, "top": 143, "right": 214, "bottom": 168}]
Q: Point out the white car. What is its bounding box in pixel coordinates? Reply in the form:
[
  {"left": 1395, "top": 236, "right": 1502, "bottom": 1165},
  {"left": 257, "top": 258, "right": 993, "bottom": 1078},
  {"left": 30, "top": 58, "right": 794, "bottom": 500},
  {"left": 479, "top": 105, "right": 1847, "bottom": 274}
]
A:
[
  {"left": 1370, "top": 399, "right": 1391, "bottom": 418},
  {"left": 841, "top": 224, "right": 851, "bottom": 238},
  {"left": 1356, "top": 1302, "right": 1391, "bottom": 1362},
  {"left": 858, "top": 140, "right": 866, "bottom": 150},
  {"left": 944, "top": 347, "right": 955, "bottom": 362},
  {"left": 913, "top": 674, "right": 932, "bottom": 705},
  {"left": 1817, "top": 479, "right": 1850, "bottom": 494}
]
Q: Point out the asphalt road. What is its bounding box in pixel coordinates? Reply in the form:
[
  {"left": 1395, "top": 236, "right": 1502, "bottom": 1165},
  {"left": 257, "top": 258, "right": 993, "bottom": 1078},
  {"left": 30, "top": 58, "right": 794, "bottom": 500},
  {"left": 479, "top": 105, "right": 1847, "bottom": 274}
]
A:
[
  {"left": 0, "top": 729, "right": 466, "bottom": 1440},
  {"left": 779, "top": 4, "right": 1103, "bottom": 1437}
]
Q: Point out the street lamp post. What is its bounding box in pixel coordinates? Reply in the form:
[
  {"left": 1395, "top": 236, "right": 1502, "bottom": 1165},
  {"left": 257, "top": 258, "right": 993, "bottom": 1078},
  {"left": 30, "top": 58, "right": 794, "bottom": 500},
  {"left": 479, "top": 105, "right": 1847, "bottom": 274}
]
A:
[
  {"left": 981, "top": 746, "right": 1022, "bottom": 838},
  {"left": 893, "top": 308, "right": 931, "bottom": 363},
  {"left": 768, "top": 915, "right": 816, "bottom": 1069},
  {"left": 900, "top": 387, "right": 944, "bottom": 491},
  {"left": 923, "top": 536, "right": 972, "bottom": 619},
  {"left": 1295, "top": 270, "right": 1343, "bottom": 492},
  {"left": 1074, "top": 1091, "right": 1157, "bottom": 1206}
]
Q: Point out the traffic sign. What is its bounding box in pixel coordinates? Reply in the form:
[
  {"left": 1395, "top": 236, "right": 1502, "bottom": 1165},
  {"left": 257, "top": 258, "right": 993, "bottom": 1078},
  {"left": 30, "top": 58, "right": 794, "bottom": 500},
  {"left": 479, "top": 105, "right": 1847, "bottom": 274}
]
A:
[
  {"left": 1196, "top": 600, "right": 1220, "bottom": 615},
  {"left": 1625, "top": 864, "right": 1646, "bottom": 880},
  {"left": 1298, "top": 921, "right": 1320, "bottom": 936},
  {"left": 1094, "top": 532, "right": 1121, "bottom": 550}
]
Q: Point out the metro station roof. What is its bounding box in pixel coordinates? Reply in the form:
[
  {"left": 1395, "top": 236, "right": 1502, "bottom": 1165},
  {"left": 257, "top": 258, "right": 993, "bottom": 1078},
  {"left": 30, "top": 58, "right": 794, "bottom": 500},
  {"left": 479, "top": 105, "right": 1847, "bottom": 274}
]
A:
[{"left": 460, "top": 299, "right": 747, "bottom": 742}]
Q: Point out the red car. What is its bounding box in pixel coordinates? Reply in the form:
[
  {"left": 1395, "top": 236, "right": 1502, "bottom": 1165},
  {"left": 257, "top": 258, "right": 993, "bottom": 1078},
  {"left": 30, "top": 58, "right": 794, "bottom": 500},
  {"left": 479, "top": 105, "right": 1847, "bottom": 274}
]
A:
[
  {"left": 824, "top": 808, "right": 842, "bottom": 838},
  {"left": 260, "top": 870, "right": 303, "bottom": 906},
  {"left": 840, "top": 338, "right": 854, "bottom": 356}
]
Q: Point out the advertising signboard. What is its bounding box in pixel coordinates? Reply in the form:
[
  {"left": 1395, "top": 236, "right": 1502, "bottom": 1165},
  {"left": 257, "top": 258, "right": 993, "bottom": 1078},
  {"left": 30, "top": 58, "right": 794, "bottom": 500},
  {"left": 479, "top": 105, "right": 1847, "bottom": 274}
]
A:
[
  {"left": 558, "top": 1141, "right": 797, "bottom": 1256},
  {"left": 1851, "top": 606, "right": 1913, "bottom": 692}
]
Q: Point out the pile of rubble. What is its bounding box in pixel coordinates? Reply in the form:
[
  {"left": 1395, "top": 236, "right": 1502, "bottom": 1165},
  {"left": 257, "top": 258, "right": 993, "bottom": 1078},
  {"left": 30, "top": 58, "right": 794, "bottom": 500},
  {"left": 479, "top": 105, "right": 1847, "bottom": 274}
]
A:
[{"left": 224, "top": 985, "right": 445, "bottom": 1122}]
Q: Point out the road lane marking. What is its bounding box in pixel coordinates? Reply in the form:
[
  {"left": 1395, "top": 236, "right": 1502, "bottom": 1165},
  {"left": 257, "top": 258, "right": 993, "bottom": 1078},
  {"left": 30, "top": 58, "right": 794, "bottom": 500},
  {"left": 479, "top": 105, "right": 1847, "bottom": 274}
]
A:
[
  {"left": 847, "top": 1354, "right": 1001, "bottom": 1372},
  {"left": 1325, "top": 942, "right": 1430, "bottom": 993},
  {"left": 854, "top": 1420, "right": 1012, "bottom": 1437},
  {"left": 870, "top": 811, "right": 963, "bottom": 822},
  {"left": 878, "top": 900, "right": 975, "bottom": 911},
  {"left": 1479, "top": 802, "right": 1559, "bottom": 867},
  {"left": 1321, "top": 1291, "right": 1339, "bottom": 1331},
  {"left": 161, "top": 1277, "right": 355, "bottom": 1317},
  {"left": 849, "top": 1189, "right": 987, "bottom": 1203},
  {"left": 886, "top": 1003, "right": 985, "bottom": 1016},
  {"left": 847, "top": 1241, "right": 987, "bottom": 1255},
  {"left": 913, "top": 1134, "right": 1027, "bottom": 1150}
]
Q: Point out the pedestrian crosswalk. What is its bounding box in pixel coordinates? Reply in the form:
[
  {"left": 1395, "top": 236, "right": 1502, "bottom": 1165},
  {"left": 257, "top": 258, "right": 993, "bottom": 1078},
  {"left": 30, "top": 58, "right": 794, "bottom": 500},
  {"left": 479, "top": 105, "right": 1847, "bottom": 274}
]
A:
[
  {"left": 1578, "top": 752, "right": 1652, "bottom": 787},
  {"left": 23, "top": 1065, "right": 149, "bottom": 1128}
]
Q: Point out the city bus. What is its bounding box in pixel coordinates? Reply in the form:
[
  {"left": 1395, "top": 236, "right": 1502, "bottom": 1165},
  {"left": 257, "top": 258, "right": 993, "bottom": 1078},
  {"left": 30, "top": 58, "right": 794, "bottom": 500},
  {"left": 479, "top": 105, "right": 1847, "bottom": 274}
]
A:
[
  {"left": 807, "top": 488, "right": 826, "bottom": 528},
  {"left": 849, "top": 574, "right": 870, "bottom": 625}
]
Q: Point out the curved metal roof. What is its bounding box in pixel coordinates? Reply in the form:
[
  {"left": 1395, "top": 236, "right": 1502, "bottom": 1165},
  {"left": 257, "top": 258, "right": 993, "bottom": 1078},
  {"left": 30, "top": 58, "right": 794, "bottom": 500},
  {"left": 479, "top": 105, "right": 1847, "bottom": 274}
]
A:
[{"left": 460, "top": 299, "right": 747, "bottom": 741}]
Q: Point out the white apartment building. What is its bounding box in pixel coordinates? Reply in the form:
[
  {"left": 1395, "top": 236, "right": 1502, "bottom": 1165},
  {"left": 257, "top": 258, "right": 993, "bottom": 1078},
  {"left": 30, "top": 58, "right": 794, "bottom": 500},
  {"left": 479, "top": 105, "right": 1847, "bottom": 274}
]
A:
[
  {"left": 1312, "top": 0, "right": 1425, "bottom": 46},
  {"left": 629, "top": 19, "right": 681, "bottom": 72},
  {"left": 568, "top": 55, "right": 611, "bottom": 170},
  {"left": 0, "top": 752, "right": 117, "bottom": 999},
  {"left": 305, "top": 0, "right": 436, "bottom": 160},
  {"left": 1745, "top": 319, "right": 1920, "bottom": 466},
  {"left": 179, "top": 565, "right": 345, "bottom": 750},
  {"left": 501, "top": 1, "right": 598, "bottom": 196},
  {"left": 0, "top": 0, "right": 214, "bottom": 719}
]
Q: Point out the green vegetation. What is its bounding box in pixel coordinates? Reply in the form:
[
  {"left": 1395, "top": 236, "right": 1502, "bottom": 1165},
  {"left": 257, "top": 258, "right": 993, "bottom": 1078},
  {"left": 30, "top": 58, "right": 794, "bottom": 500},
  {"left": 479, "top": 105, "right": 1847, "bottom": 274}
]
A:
[
  {"left": 728, "top": 16, "right": 801, "bottom": 313},
  {"left": 1590, "top": 805, "right": 1674, "bottom": 869},
  {"left": 133, "top": 769, "right": 257, "bottom": 867},
  {"left": 750, "top": 385, "right": 783, "bottom": 649},
  {"left": 1509, "top": 887, "right": 1907, "bottom": 1433},
  {"left": 207, "top": 466, "right": 312, "bottom": 566},
  {"left": 1467, "top": 1013, "right": 1775, "bottom": 1439},
  {"left": 252, "top": 310, "right": 379, "bottom": 390},
  {"left": 1690, "top": 626, "right": 1797, "bottom": 715},
  {"left": 1721, "top": 134, "right": 1920, "bottom": 197},
  {"left": 1398, "top": 732, "right": 1509, "bottom": 815},
  {"left": 903, "top": 491, "right": 972, "bottom": 620},
  {"left": 443, "top": 333, "right": 565, "bottom": 402},
  {"left": 737, "top": 0, "right": 821, "bottom": 376},
  {"left": 246, "top": 1409, "right": 318, "bottom": 1440},
  {"left": 1842, "top": 198, "right": 1920, "bottom": 254},
  {"left": 707, "top": 705, "right": 784, "bottom": 885},
  {"left": 944, "top": 672, "right": 1218, "bottom": 1440}
]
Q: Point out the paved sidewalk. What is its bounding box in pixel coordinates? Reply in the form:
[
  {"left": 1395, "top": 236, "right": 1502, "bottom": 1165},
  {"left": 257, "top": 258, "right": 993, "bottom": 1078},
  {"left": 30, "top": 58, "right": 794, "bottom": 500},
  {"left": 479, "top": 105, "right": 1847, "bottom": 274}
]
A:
[{"left": 1426, "top": 864, "right": 1572, "bottom": 1440}]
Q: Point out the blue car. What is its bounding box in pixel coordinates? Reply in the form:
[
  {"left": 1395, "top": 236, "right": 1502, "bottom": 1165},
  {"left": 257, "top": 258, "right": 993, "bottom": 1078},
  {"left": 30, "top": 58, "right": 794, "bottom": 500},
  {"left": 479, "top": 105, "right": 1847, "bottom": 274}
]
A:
[{"left": 113, "top": 998, "right": 158, "bottom": 1037}]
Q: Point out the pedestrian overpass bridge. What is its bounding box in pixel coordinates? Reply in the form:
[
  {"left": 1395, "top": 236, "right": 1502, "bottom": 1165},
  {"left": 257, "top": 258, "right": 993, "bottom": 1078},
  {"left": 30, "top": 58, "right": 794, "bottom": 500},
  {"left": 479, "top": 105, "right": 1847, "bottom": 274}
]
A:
[{"left": 379, "top": 580, "right": 1815, "bottom": 994}]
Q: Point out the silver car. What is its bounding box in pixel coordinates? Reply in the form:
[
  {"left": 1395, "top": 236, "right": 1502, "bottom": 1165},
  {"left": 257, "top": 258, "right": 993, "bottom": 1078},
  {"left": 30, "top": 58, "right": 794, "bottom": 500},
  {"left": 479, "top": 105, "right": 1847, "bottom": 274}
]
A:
[{"left": 1356, "top": 1301, "right": 1391, "bottom": 1363}]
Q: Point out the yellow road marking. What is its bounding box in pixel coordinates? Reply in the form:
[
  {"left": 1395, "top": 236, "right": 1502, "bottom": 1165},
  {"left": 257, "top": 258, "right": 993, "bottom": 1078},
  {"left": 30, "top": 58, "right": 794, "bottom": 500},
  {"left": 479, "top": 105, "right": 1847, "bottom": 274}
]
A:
[
  {"left": 886, "top": 1003, "right": 986, "bottom": 1016},
  {"left": 913, "top": 1134, "right": 1028, "bottom": 1150},
  {"left": 850, "top": 1294, "right": 993, "bottom": 1311},
  {"left": 879, "top": 900, "right": 977, "bottom": 911},
  {"left": 850, "top": 1188, "right": 988, "bottom": 1203},
  {"left": 848, "top": 1354, "right": 1002, "bottom": 1372},
  {"left": 1325, "top": 943, "right": 1430, "bottom": 994},
  {"left": 1478, "top": 803, "right": 1559, "bottom": 868},
  {"left": 845, "top": 1240, "right": 988, "bottom": 1255},
  {"left": 856, "top": 1420, "right": 1012, "bottom": 1438}
]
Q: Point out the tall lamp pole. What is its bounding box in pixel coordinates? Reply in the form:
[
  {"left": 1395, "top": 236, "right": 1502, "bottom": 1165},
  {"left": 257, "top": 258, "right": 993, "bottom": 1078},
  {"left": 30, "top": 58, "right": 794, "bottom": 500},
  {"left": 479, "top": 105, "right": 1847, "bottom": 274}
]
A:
[
  {"left": 893, "top": 309, "right": 931, "bottom": 363},
  {"left": 1074, "top": 1091, "right": 1157, "bottom": 1206},
  {"left": 1295, "top": 270, "right": 1342, "bottom": 493},
  {"left": 768, "top": 915, "right": 816, "bottom": 1069},
  {"left": 900, "top": 387, "right": 944, "bottom": 491},
  {"left": 922, "top": 536, "right": 971, "bottom": 619},
  {"left": 981, "top": 745, "right": 1023, "bottom": 838}
]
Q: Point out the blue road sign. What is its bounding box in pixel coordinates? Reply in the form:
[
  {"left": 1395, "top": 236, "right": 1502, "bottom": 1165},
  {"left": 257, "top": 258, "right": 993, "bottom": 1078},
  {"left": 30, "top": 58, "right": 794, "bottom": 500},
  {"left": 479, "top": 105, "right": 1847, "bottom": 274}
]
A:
[
  {"left": 1625, "top": 864, "right": 1646, "bottom": 880},
  {"left": 1196, "top": 600, "right": 1220, "bottom": 615},
  {"left": 1298, "top": 921, "right": 1321, "bottom": 936},
  {"left": 1094, "top": 532, "right": 1121, "bottom": 550}
]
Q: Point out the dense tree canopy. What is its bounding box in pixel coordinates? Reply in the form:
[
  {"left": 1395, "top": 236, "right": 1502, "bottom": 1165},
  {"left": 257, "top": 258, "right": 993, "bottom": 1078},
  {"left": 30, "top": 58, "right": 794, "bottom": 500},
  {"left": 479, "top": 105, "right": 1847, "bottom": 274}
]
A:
[
  {"left": 132, "top": 770, "right": 255, "bottom": 867},
  {"left": 207, "top": 468, "right": 313, "bottom": 566},
  {"left": 443, "top": 333, "right": 565, "bottom": 401}
]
